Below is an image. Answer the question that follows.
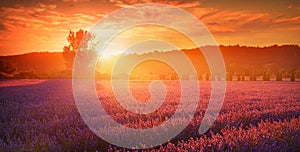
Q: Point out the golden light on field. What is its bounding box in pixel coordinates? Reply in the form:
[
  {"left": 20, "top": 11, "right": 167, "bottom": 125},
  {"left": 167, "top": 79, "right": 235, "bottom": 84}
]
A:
[{"left": 129, "top": 60, "right": 175, "bottom": 80}]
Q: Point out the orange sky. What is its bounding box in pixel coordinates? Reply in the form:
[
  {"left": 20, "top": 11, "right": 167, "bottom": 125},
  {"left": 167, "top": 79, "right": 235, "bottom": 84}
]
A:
[{"left": 0, "top": 0, "right": 299, "bottom": 55}]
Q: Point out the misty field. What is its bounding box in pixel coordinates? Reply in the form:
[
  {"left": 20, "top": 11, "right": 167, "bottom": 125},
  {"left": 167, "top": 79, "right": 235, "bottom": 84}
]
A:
[{"left": 0, "top": 79, "right": 299, "bottom": 151}]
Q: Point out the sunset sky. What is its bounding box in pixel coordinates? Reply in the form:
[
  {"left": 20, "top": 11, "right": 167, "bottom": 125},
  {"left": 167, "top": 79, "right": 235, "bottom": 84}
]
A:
[{"left": 0, "top": 0, "right": 299, "bottom": 55}]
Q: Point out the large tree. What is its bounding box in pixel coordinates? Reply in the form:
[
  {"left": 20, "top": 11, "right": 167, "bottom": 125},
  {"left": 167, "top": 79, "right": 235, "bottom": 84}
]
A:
[{"left": 62, "top": 29, "right": 87, "bottom": 70}]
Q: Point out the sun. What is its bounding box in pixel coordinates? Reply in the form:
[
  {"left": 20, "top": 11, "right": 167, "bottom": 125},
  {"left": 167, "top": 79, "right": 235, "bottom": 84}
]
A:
[{"left": 100, "top": 52, "right": 112, "bottom": 59}]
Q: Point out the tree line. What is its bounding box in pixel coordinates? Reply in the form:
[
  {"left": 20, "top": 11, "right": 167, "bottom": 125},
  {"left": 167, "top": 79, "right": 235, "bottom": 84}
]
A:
[{"left": 0, "top": 29, "right": 299, "bottom": 81}]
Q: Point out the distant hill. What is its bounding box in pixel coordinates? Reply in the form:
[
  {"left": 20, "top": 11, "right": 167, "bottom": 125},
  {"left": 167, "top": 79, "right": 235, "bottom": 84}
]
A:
[
  {"left": 0, "top": 52, "right": 65, "bottom": 74},
  {"left": 0, "top": 45, "right": 299, "bottom": 79},
  {"left": 219, "top": 45, "right": 300, "bottom": 73},
  {"left": 99, "top": 45, "right": 300, "bottom": 76}
]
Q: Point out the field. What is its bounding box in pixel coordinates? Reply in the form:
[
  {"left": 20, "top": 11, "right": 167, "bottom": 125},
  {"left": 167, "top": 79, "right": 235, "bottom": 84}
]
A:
[{"left": 0, "top": 79, "right": 300, "bottom": 151}]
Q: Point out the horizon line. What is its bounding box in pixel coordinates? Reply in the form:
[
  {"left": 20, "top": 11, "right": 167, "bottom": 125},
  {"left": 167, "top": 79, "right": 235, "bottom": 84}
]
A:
[{"left": 1, "top": 44, "right": 299, "bottom": 57}]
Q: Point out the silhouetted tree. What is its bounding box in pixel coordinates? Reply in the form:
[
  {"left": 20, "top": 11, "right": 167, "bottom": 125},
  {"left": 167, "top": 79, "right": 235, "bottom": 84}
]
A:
[
  {"left": 263, "top": 71, "right": 270, "bottom": 81},
  {"left": 14, "top": 71, "right": 37, "bottom": 79},
  {"left": 237, "top": 73, "right": 241, "bottom": 81},
  {"left": 226, "top": 72, "right": 232, "bottom": 81},
  {"left": 276, "top": 71, "right": 283, "bottom": 81},
  {"left": 263, "top": 71, "right": 266, "bottom": 81},
  {"left": 241, "top": 72, "right": 245, "bottom": 81},
  {"left": 290, "top": 71, "right": 295, "bottom": 82},
  {"left": 250, "top": 71, "right": 257, "bottom": 81},
  {"left": 62, "top": 46, "right": 75, "bottom": 70},
  {"left": 62, "top": 29, "right": 88, "bottom": 70},
  {"left": 0, "top": 60, "right": 16, "bottom": 78},
  {"left": 0, "top": 60, "right": 16, "bottom": 74}
]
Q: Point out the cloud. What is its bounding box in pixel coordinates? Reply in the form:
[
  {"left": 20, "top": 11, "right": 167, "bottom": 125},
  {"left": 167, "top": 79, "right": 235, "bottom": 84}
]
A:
[
  {"left": 0, "top": 3, "right": 104, "bottom": 32},
  {"left": 189, "top": 7, "right": 300, "bottom": 46},
  {"left": 62, "top": 0, "right": 90, "bottom": 2},
  {"left": 0, "top": 23, "right": 7, "bottom": 31},
  {"left": 191, "top": 7, "right": 300, "bottom": 34},
  {"left": 0, "top": 2, "right": 105, "bottom": 54},
  {"left": 109, "top": 0, "right": 200, "bottom": 8}
]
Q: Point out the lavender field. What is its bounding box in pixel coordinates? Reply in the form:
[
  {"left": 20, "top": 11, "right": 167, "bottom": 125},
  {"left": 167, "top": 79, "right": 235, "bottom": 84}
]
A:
[{"left": 0, "top": 79, "right": 299, "bottom": 151}]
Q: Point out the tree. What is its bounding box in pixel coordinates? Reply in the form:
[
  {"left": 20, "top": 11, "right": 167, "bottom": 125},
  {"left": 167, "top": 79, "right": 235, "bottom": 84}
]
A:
[
  {"left": 14, "top": 71, "right": 37, "bottom": 79},
  {"left": 62, "top": 46, "right": 75, "bottom": 71},
  {"left": 290, "top": 71, "right": 295, "bottom": 82},
  {"left": 62, "top": 29, "right": 88, "bottom": 70},
  {"left": 263, "top": 71, "right": 270, "bottom": 81},
  {"left": 266, "top": 72, "right": 270, "bottom": 81},
  {"left": 226, "top": 72, "right": 232, "bottom": 81},
  {"left": 276, "top": 71, "right": 283, "bottom": 81},
  {"left": 237, "top": 73, "right": 241, "bottom": 81},
  {"left": 249, "top": 71, "right": 257, "bottom": 81},
  {"left": 241, "top": 72, "right": 245, "bottom": 81},
  {"left": 0, "top": 60, "right": 16, "bottom": 78}
]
